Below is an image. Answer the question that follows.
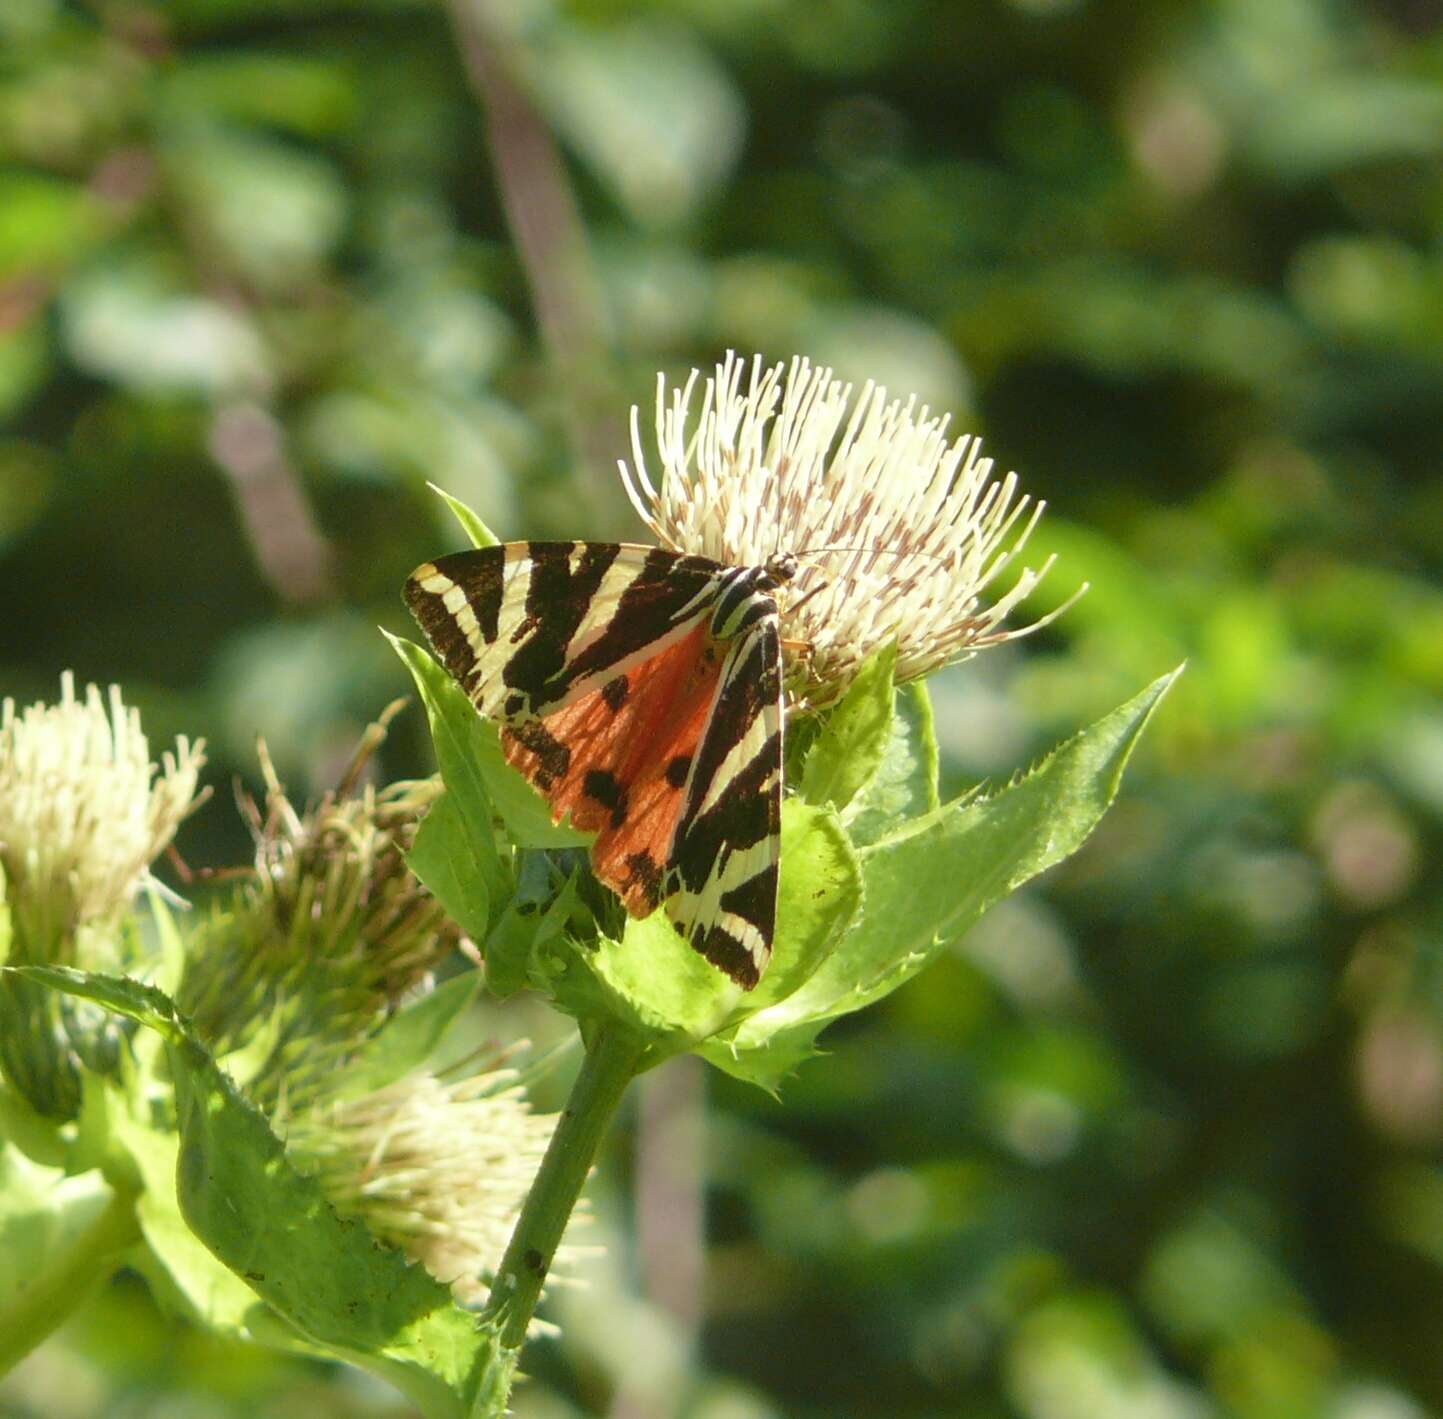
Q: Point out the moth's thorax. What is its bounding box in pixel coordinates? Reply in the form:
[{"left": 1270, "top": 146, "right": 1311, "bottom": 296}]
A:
[{"left": 707, "top": 559, "right": 791, "bottom": 639}]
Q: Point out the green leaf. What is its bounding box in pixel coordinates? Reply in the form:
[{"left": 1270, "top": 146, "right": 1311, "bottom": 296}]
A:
[
  {"left": 388, "top": 635, "right": 510, "bottom": 897},
  {"left": 846, "top": 680, "right": 939, "bottom": 846},
  {"left": 483, "top": 858, "right": 585, "bottom": 999},
  {"left": 164, "top": 128, "right": 345, "bottom": 287},
  {"left": 0, "top": 324, "right": 52, "bottom": 428},
  {"left": 112, "top": 1084, "right": 271, "bottom": 1338},
  {"left": 1248, "top": 76, "right": 1443, "bottom": 181},
  {"left": 717, "top": 667, "right": 1183, "bottom": 1082},
  {"left": 405, "top": 792, "right": 493, "bottom": 941},
  {"left": 389, "top": 632, "right": 587, "bottom": 851},
  {"left": 0, "top": 1141, "right": 138, "bottom": 1373},
  {"left": 745, "top": 802, "right": 864, "bottom": 1010},
  {"left": 696, "top": 801, "right": 864, "bottom": 1088},
  {"left": 534, "top": 23, "right": 744, "bottom": 228},
  {"left": 144, "top": 885, "right": 189, "bottom": 997},
  {"left": 696, "top": 1011, "right": 826, "bottom": 1089},
  {"left": 334, "top": 973, "right": 483, "bottom": 1100},
  {"left": 159, "top": 53, "right": 360, "bottom": 138},
  {"left": 0, "top": 173, "right": 101, "bottom": 280},
  {"left": 428, "top": 481, "right": 500, "bottom": 549},
  {"left": 800, "top": 642, "right": 897, "bottom": 815},
  {"left": 13, "top": 966, "right": 506, "bottom": 1419},
  {"left": 587, "top": 911, "right": 741, "bottom": 1044},
  {"left": 0, "top": 1144, "right": 116, "bottom": 1312},
  {"left": 580, "top": 800, "right": 863, "bottom": 1056},
  {"left": 0, "top": 1083, "right": 66, "bottom": 1168}
]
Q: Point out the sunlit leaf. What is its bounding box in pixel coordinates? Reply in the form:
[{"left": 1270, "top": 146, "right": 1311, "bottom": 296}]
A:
[
  {"left": 845, "top": 680, "right": 940, "bottom": 845},
  {"left": 581, "top": 799, "right": 862, "bottom": 1055},
  {"left": 716, "top": 668, "right": 1182, "bottom": 1086},
  {"left": 800, "top": 641, "right": 897, "bottom": 816},
  {"left": 0, "top": 1144, "right": 117, "bottom": 1316}
]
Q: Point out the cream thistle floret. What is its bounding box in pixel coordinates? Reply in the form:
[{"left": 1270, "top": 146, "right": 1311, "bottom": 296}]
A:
[
  {"left": 620, "top": 351, "right": 1085, "bottom": 709},
  {"left": 285, "top": 1066, "right": 565, "bottom": 1312},
  {"left": 0, "top": 671, "right": 206, "bottom": 949}
]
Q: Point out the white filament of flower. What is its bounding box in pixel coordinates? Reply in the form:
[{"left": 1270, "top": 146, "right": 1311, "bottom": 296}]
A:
[
  {"left": 620, "top": 351, "right": 1086, "bottom": 708},
  {"left": 0, "top": 671, "right": 205, "bottom": 944},
  {"left": 286, "top": 1067, "right": 571, "bottom": 1317}
]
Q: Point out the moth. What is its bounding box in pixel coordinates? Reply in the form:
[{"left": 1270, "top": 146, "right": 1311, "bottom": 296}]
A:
[{"left": 404, "top": 541, "right": 800, "bottom": 989}]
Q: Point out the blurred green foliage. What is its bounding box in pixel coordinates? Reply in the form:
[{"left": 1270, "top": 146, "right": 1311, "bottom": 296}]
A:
[{"left": 3, "top": 0, "right": 1443, "bottom": 1416}]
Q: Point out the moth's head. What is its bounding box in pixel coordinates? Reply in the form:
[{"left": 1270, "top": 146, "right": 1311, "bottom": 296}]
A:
[{"left": 763, "top": 553, "right": 800, "bottom": 586}]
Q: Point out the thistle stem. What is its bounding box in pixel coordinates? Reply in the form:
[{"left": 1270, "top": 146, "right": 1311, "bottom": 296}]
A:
[
  {"left": 0, "top": 1182, "right": 141, "bottom": 1377},
  {"left": 483, "top": 1021, "right": 646, "bottom": 1350}
]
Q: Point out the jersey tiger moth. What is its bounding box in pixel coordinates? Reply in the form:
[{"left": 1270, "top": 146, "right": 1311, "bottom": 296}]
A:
[{"left": 404, "top": 541, "right": 798, "bottom": 989}]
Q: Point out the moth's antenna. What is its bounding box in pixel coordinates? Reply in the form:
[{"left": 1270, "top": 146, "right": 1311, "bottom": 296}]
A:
[{"left": 794, "top": 544, "right": 955, "bottom": 563}]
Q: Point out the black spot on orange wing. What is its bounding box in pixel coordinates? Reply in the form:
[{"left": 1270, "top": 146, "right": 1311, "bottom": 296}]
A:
[
  {"left": 588, "top": 625, "right": 730, "bottom": 916},
  {"left": 502, "top": 719, "right": 571, "bottom": 790},
  {"left": 602, "top": 675, "right": 629, "bottom": 711},
  {"left": 624, "top": 851, "right": 663, "bottom": 911},
  {"left": 583, "top": 769, "right": 629, "bottom": 829},
  {"left": 664, "top": 754, "right": 691, "bottom": 788},
  {"left": 499, "top": 619, "right": 725, "bottom": 918}
]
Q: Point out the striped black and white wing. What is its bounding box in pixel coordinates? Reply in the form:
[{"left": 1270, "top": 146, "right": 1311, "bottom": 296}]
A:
[
  {"left": 405, "top": 541, "right": 726, "bottom": 721},
  {"left": 662, "top": 597, "right": 784, "bottom": 989}
]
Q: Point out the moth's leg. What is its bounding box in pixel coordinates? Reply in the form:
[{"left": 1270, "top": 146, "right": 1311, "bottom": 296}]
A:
[{"left": 782, "top": 579, "right": 830, "bottom": 620}]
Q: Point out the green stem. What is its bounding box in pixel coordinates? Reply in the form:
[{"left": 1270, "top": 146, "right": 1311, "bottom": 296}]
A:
[
  {"left": 483, "top": 1022, "right": 645, "bottom": 1350},
  {"left": 0, "top": 1182, "right": 141, "bottom": 1376}
]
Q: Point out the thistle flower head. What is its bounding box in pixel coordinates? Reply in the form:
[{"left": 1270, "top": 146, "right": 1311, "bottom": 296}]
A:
[
  {"left": 0, "top": 671, "right": 206, "bottom": 953},
  {"left": 620, "top": 352, "right": 1084, "bottom": 709},
  {"left": 283, "top": 1062, "right": 564, "bottom": 1312},
  {"left": 180, "top": 711, "right": 458, "bottom": 1116},
  {"left": 0, "top": 672, "right": 204, "bottom": 1116}
]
